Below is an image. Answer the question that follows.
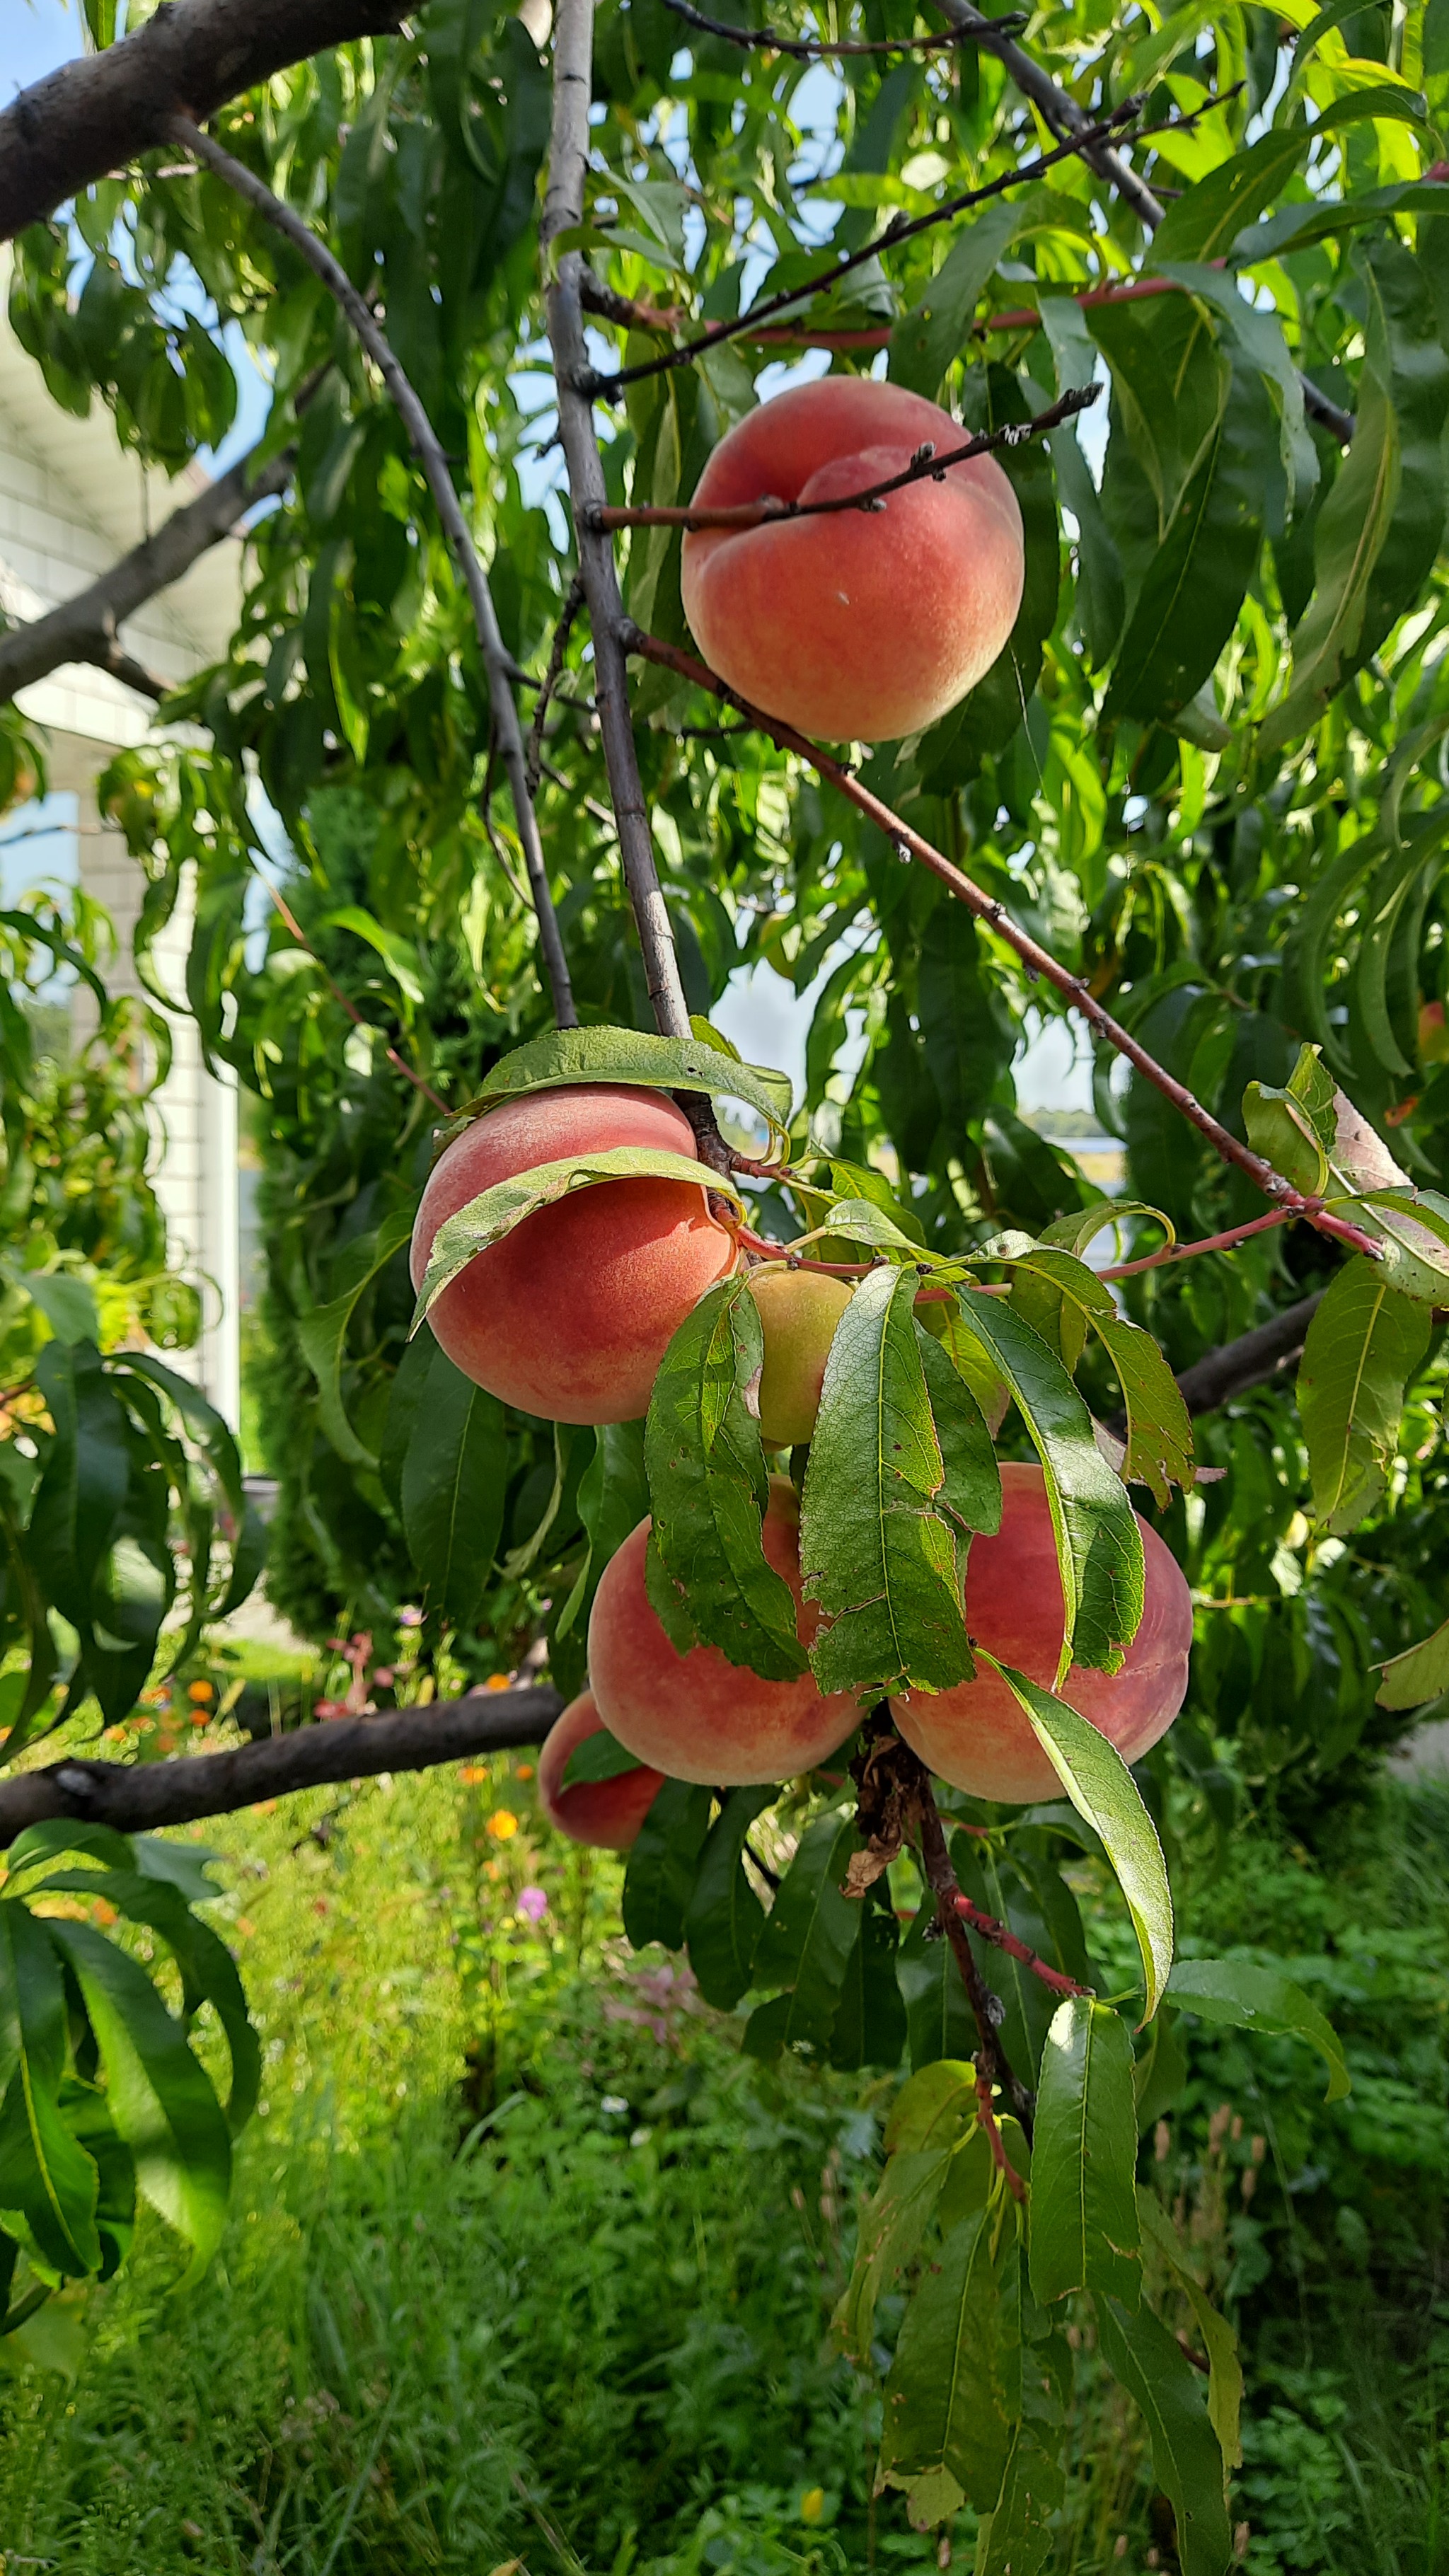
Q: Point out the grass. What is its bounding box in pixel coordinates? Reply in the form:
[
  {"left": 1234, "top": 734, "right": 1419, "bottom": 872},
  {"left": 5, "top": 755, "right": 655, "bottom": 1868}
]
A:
[{"left": 0, "top": 1757, "right": 1445, "bottom": 2571}]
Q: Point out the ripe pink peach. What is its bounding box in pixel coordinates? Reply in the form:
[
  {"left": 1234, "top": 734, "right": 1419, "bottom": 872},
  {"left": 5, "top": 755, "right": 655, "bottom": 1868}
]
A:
[
  {"left": 891, "top": 1462, "right": 1192, "bottom": 1803},
  {"left": 409, "top": 1084, "right": 735, "bottom": 1423},
  {"left": 537, "top": 1689, "right": 666, "bottom": 1850},
  {"left": 588, "top": 1478, "right": 857, "bottom": 1785},
  {"left": 680, "top": 376, "right": 1024, "bottom": 743}
]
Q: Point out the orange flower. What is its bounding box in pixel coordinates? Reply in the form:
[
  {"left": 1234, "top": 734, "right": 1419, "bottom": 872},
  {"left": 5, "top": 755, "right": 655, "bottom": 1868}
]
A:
[
  {"left": 485, "top": 1673, "right": 511, "bottom": 1692},
  {"left": 460, "top": 1764, "right": 487, "bottom": 1785},
  {"left": 514, "top": 1764, "right": 535, "bottom": 1782},
  {"left": 188, "top": 1680, "right": 214, "bottom": 1703},
  {"left": 487, "top": 1810, "right": 519, "bottom": 1841}
]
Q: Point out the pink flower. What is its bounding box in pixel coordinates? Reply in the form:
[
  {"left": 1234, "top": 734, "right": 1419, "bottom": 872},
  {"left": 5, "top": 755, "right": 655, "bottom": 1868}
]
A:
[{"left": 516, "top": 1886, "right": 549, "bottom": 1924}]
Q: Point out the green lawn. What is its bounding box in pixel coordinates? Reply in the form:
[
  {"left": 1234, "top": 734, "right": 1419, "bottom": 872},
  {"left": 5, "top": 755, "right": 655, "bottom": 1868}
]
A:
[{"left": 0, "top": 1757, "right": 1444, "bottom": 2573}]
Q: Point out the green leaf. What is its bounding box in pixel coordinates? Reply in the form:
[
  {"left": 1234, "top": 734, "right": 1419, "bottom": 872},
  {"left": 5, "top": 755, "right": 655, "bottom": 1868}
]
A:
[
  {"left": 1138, "top": 2192, "right": 1243, "bottom": 2474},
  {"left": 829, "top": 1876, "right": 907, "bottom": 2073},
  {"left": 644, "top": 1275, "right": 805, "bottom": 1677},
  {"left": 984, "top": 1660, "right": 1174, "bottom": 2021},
  {"left": 1104, "top": 354, "right": 1272, "bottom": 726},
  {"left": 0, "top": 1902, "right": 100, "bottom": 2277},
  {"left": 412, "top": 1148, "right": 740, "bottom": 1324},
  {"left": 1375, "top": 1615, "right": 1449, "bottom": 1711},
  {"left": 1296, "top": 1257, "right": 1429, "bottom": 1532},
  {"left": 995, "top": 1249, "right": 1194, "bottom": 1507},
  {"left": 800, "top": 1269, "right": 993, "bottom": 1700},
  {"left": 683, "top": 1785, "right": 772, "bottom": 2010},
  {"left": 898, "top": 1893, "right": 978, "bottom": 2072},
  {"left": 398, "top": 1341, "right": 507, "bottom": 1625},
  {"left": 1352, "top": 1186, "right": 1449, "bottom": 1303},
  {"left": 296, "top": 1203, "right": 415, "bottom": 1469},
  {"left": 1088, "top": 291, "right": 1229, "bottom": 538},
  {"left": 2, "top": 1265, "right": 100, "bottom": 1348},
  {"left": 744, "top": 1812, "right": 860, "bottom": 2056},
  {"left": 560, "top": 1726, "right": 643, "bottom": 1789},
  {"left": 916, "top": 363, "right": 1061, "bottom": 782},
  {"left": 1029, "top": 1997, "right": 1141, "bottom": 2308},
  {"left": 1151, "top": 128, "right": 1311, "bottom": 262},
  {"left": 468, "top": 1024, "right": 792, "bottom": 1137},
  {"left": 44, "top": 1921, "right": 232, "bottom": 2280},
  {"left": 973, "top": 2424, "right": 1066, "bottom": 2576},
  {"left": 621, "top": 1781, "right": 712, "bottom": 1953},
  {"left": 835, "top": 2061, "right": 983, "bottom": 2361},
  {"left": 1262, "top": 237, "right": 1449, "bottom": 750},
  {"left": 1095, "top": 2295, "right": 1233, "bottom": 2576},
  {"left": 877, "top": 2207, "right": 1013, "bottom": 2520},
  {"left": 889, "top": 201, "right": 1022, "bottom": 397},
  {"left": 321, "top": 906, "right": 426, "bottom": 1005},
  {"left": 24, "top": 1861, "right": 259, "bottom": 2135},
  {"left": 945, "top": 1292, "right": 1145, "bottom": 1677},
  {"left": 552, "top": 1417, "right": 649, "bottom": 1669},
  {"left": 1165, "top": 1958, "right": 1350, "bottom": 2102}
]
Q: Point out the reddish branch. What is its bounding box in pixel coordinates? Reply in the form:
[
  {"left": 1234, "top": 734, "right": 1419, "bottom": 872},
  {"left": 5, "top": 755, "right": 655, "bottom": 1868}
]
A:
[
  {"left": 582, "top": 105, "right": 1148, "bottom": 398},
  {"left": 661, "top": 0, "right": 1027, "bottom": 57},
  {"left": 592, "top": 384, "right": 1096, "bottom": 531},
  {"left": 954, "top": 1893, "right": 1087, "bottom": 1997},
  {"left": 622, "top": 624, "right": 1384, "bottom": 1262}
]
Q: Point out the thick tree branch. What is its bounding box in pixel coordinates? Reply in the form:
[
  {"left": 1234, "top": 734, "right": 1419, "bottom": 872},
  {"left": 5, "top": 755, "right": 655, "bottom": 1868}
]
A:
[
  {"left": 0, "top": 0, "right": 409, "bottom": 245},
  {"left": 0, "top": 1685, "right": 564, "bottom": 1852},
  {"left": 935, "top": 0, "right": 1354, "bottom": 445},
  {"left": 624, "top": 625, "right": 1385, "bottom": 1261},
  {"left": 1172, "top": 1293, "right": 1324, "bottom": 1416},
  {"left": 169, "top": 114, "right": 578, "bottom": 1033},
  {"left": 0, "top": 443, "right": 294, "bottom": 710}
]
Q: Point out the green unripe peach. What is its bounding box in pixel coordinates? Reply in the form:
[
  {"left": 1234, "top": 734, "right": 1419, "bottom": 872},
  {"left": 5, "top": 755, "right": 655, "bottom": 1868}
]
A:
[{"left": 748, "top": 1268, "right": 853, "bottom": 1450}]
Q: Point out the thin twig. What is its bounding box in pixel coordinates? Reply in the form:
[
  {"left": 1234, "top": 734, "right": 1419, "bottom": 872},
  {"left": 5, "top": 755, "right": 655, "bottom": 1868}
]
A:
[
  {"left": 593, "top": 384, "right": 1095, "bottom": 531},
  {"left": 661, "top": 0, "right": 1027, "bottom": 59},
  {"left": 582, "top": 104, "right": 1149, "bottom": 398},
  {"left": 953, "top": 1893, "right": 1088, "bottom": 1997},
  {"left": 169, "top": 112, "right": 579, "bottom": 1030},
  {"left": 933, "top": 0, "right": 1353, "bottom": 444},
  {"left": 257, "top": 868, "right": 451, "bottom": 1114},
  {"left": 581, "top": 266, "right": 1200, "bottom": 359},
  {"left": 1098, "top": 1205, "right": 1295, "bottom": 1282},
  {"left": 543, "top": 0, "right": 734, "bottom": 1177},
  {"left": 526, "top": 572, "right": 587, "bottom": 793},
  {"left": 622, "top": 624, "right": 1385, "bottom": 1259}
]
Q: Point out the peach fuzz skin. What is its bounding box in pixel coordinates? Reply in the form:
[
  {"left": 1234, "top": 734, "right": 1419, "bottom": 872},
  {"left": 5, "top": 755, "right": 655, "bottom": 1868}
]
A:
[
  {"left": 891, "top": 1462, "right": 1193, "bottom": 1803},
  {"left": 680, "top": 378, "right": 1024, "bottom": 744},
  {"left": 409, "top": 1084, "right": 736, "bottom": 1426},
  {"left": 588, "top": 1479, "right": 858, "bottom": 1786},
  {"left": 537, "top": 1690, "right": 666, "bottom": 1851}
]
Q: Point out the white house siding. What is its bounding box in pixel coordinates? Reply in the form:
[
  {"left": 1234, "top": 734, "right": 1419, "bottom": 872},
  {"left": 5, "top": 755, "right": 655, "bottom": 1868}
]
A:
[{"left": 0, "top": 294, "right": 245, "bottom": 1428}]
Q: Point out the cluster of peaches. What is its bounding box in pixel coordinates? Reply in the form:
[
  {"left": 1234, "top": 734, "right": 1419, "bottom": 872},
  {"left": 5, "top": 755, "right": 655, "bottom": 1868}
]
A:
[{"left": 409, "top": 380, "right": 1193, "bottom": 1852}]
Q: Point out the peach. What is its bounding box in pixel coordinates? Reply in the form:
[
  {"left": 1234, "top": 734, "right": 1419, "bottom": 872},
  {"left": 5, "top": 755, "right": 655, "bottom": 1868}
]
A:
[
  {"left": 680, "top": 377, "right": 1024, "bottom": 743},
  {"left": 891, "top": 1462, "right": 1192, "bottom": 1803},
  {"left": 749, "top": 1268, "right": 853, "bottom": 1450},
  {"left": 587, "top": 1477, "right": 858, "bottom": 1785},
  {"left": 537, "top": 1689, "right": 666, "bottom": 1850},
  {"left": 409, "top": 1083, "right": 736, "bottom": 1423}
]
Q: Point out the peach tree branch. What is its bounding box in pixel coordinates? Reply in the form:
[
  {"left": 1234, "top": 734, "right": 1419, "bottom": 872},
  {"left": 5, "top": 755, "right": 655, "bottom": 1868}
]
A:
[
  {"left": 168, "top": 112, "right": 579, "bottom": 1034},
  {"left": 621, "top": 623, "right": 1385, "bottom": 1261},
  {"left": 543, "top": 0, "right": 734, "bottom": 1177},
  {"left": 581, "top": 104, "right": 1148, "bottom": 400},
  {"left": 0, "top": 0, "right": 410, "bottom": 244},
  {"left": 934, "top": 0, "right": 1355, "bottom": 444},
  {"left": 0, "top": 1686, "right": 564, "bottom": 1852},
  {"left": 591, "top": 383, "right": 1097, "bottom": 531},
  {"left": 659, "top": 0, "right": 1028, "bottom": 61}
]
